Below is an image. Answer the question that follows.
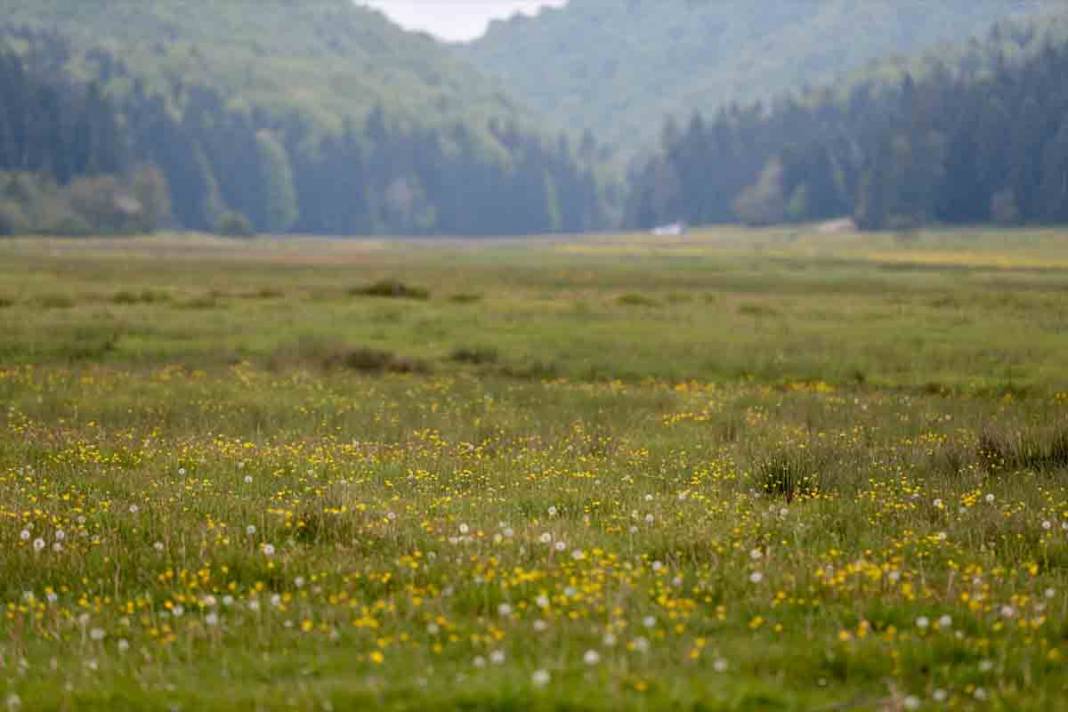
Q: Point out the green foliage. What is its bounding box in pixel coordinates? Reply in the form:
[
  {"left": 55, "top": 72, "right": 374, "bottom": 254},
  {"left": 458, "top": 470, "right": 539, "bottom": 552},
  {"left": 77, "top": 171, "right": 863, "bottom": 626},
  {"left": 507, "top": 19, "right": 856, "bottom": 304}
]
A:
[
  {"left": 464, "top": 0, "right": 1059, "bottom": 153},
  {"left": 215, "top": 210, "right": 254, "bottom": 238}
]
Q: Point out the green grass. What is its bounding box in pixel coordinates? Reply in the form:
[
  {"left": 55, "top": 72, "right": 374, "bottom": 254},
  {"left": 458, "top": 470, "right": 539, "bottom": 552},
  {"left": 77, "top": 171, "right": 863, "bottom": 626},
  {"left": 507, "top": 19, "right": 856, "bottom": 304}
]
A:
[{"left": 0, "top": 227, "right": 1067, "bottom": 710}]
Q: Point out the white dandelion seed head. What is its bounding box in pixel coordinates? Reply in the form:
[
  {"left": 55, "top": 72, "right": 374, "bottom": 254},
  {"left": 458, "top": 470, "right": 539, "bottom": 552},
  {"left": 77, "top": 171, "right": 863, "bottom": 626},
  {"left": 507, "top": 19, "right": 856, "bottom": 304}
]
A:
[
  {"left": 32, "top": 538, "right": 45, "bottom": 552},
  {"left": 244, "top": 475, "right": 254, "bottom": 484},
  {"left": 603, "top": 632, "right": 617, "bottom": 647},
  {"left": 177, "top": 467, "right": 187, "bottom": 476},
  {"left": 117, "top": 639, "right": 130, "bottom": 653},
  {"left": 531, "top": 669, "right": 550, "bottom": 688},
  {"left": 459, "top": 523, "right": 470, "bottom": 535},
  {"left": 54, "top": 530, "right": 65, "bottom": 541},
  {"left": 642, "top": 615, "right": 656, "bottom": 629},
  {"left": 497, "top": 603, "right": 513, "bottom": 618},
  {"left": 533, "top": 619, "right": 549, "bottom": 632},
  {"left": 749, "top": 571, "right": 764, "bottom": 584},
  {"left": 89, "top": 628, "right": 106, "bottom": 641},
  {"left": 713, "top": 658, "right": 728, "bottom": 673},
  {"left": 472, "top": 655, "right": 486, "bottom": 669},
  {"left": 128, "top": 505, "right": 139, "bottom": 514},
  {"left": 749, "top": 549, "right": 763, "bottom": 560},
  {"left": 644, "top": 514, "right": 654, "bottom": 524},
  {"left": 915, "top": 616, "right": 930, "bottom": 630},
  {"left": 633, "top": 636, "right": 650, "bottom": 653},
  {"left": 262, "top": 543, "right": 275, "bottom": 557},
  {"left": 535, "top": 594, "right": 550, "bottom": 609},
  {"left": 539, "top": 532, "right": 552, "bottom": 544},
  {"left": 547, "top": 506, "right": 558, "bottom": 517},
  {"left": 583, "top": 649, "right": 601, "bottom": 666},
  {"left": 205, "top": 612, "right": 219, "bottom": 627},
  {"left": 554, "top": 541, "right": 566, "bottom": 552},
  {"left": 19, "top": 530, "right": 30, "bottom": 542},
  {"left": 985, "top": 493, "right": 995, "bottom": 504},
  {"left": 246, "top": 525, "right": 256, "bottom": 536},
  {"left": 490, "top": 650, "right": 505, "bottom": 665},
  {"left": 903, "top": 696, "right": 921, "bottom": 711},
  {"left": 153, "top": 541, "right": 164, "bottom": 552},
  {"left": 933, "top": 689, "right": 948, "bottom": 702}
]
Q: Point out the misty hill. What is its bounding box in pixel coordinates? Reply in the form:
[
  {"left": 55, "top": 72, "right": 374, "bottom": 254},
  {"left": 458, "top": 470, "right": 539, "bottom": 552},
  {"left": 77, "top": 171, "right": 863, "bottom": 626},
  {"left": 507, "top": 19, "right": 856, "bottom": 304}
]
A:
[
  {"left": 0, "top": 0, "right": 521, "bottom": 132},
  {"left": 463, "top": 0, "right": 1058, "bottom": 153},
  {"left": 0, "top": 1, "right": 610, "bottom": 236},
  {"left": 626, "top": 18, "right": 1068, "bottom": 230}
]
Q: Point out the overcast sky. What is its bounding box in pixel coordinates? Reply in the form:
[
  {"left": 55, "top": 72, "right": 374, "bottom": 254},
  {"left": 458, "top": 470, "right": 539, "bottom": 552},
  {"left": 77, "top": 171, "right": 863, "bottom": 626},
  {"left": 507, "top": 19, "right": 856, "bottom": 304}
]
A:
[{"left": 358, "top": 1, "right": 567, "bottom": 42}]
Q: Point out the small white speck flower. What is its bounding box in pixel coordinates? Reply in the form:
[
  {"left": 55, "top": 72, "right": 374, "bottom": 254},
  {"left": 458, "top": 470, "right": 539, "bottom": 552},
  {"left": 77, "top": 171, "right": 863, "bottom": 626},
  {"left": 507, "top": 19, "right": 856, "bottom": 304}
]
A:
[
  {"left": 1042, "top": 520, "right": 1053, "bottom": 531},
  {"left": 503, "top": 527, "right": 514, "bottom": 538},
  {"left": 246, "top": 525, "right": 256, "bottom": 536},
  {"left": 713, "top": 658, "right": 728, "bottom": 673},
  {"left": 642, "top": 615, "right": 656, "bottom": 629},
  {"left": 1045, "top": 588, "right": 1056, "bottom": 599},
  {"left": 539, "top": 532, "right": 552, "bottom": 544},
  {"left": 974, "top": 688, "right": 988, "bottom": 701},
  {"left": 915, "top": 616, "right": 930, "bottom": 630},
  {"left": 979, "top": 659, "right": 994, "bottom": 672},
  {"left": 19, "top": 530, "right": 30, "bottom": 542},
  {"left": 52, "top": 542, "right": 63, "bottom": 553},
  {"left": 547, "top": 506, "right": 558, "bottom": 517},
  {"left": 54, "top": 530, "right": 65, "bottom": 541},
  {"left": 938, "top": 615, "right": 952, "bottom": 629},
  {"left": 985, "top": 493, "right": 995, "bottom": 504},
  {"left": 270, "top": 594, "right": 282, "bottom": 608},
  {"left": 1000, "top": 605, "right": 1016, "bottom": 619},
  {"left": 386, "top": 511, "right": 396, "bottom": 521},
  {"left": 553, "top": 541, "right": 566, "bottom": 552},
  {"left": 117, "top": 639, "right": 130, "bottom": 653},
  {"left": 498, "top": 603, "right": 513, "bottom": 618},
  {"left": 644, "top": 514, "right": 654, "bottom": 524},
  {"left": 531, "top": 669, "right": 550, "bottom": 688},
  {"left": 427, "top": 622, "right": 440, "bottom": 635},
  {"left": 490, "top": 650, "right": 506, "bottom": 665},
  {"left": 571, "top": 549, "right": 584, "bottom": 560},
  {"left": 903, "top": 696, "right": 920, "bottom": 711},
  {"left": 644, "top": 494, "right": 654, "bottom": 502},
  {"left": 244, "top": 475, "right": 254, "bottom": 484},
  {"left": 248, "top": 599, "right": 261, "bottom": 612},
  {"left": 172, "top": 605, "right": 184, "bottom": 618},
  {"left": 222, "top": 595, "right": 234, "bottom": 607},
  {"left": 472, "top": 655, "right": 486, "bottom": 669},
  {"left": 632, "top": 636, "right": 650, "bottom": 653},
  {"left": 178, "top": 467, "right": 187, "bottom": 476},
  {"left": 749, "top": 571, "right": 764, "bottom": 584},
  {"left": 128, "top": 504, "right": 139, "bottom": 514},
  {"left": 153, "top": 541, "right": 164, "bottom": 552},
  {"left": 262, "top": 543, "right": 275, "bottom": 557},
  {"left": 205, "top": 612, "right": 219, "bottom": 627},
  {"left": 89, "top": 628, "right": 106, "bottom": 641},
  {"left": 203, "top": 595, "right": 217, "bottom": 607},
  {"left": 932, "top": 689, "right": 947, "bottom": 702},
  {"left": 749, "top": 549, "right": 763, "bottom": 560},
  {"left": 535, "top": 594, "right": 550, "bottom": 609},
  {"left": 6, "top": 693, "right": 21, "bottom": 711},
  {"left": 294, "top": 577, "right": 305, "bottom": 589},
  {"left": 533, "top": 619, "right": 548, "bottom": 632},
  {"left": 602, "top": 632, "right": 617, "bottom": 647},
  {"left": 459, "top": 523, "right": 470, "bottom": 535},
  {"left": 583, "top": 649, "right": 601, "bottom": 666},
  {"left": 933, "top": 498, "right": 943, "bottom": 508}
]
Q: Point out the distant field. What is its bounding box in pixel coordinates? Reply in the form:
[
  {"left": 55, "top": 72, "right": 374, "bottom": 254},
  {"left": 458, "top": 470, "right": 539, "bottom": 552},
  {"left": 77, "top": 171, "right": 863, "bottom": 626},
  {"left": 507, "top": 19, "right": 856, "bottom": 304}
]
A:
[{"left": 1, "top": 228, "right": 1067, "bottom": 710}]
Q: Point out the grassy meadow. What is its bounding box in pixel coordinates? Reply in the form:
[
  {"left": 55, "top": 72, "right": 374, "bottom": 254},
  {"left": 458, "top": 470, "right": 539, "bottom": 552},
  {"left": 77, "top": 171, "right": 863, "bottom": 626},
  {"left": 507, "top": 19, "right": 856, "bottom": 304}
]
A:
[{"left": 1, "top": 227, "right": 1067, "bottom": 710}]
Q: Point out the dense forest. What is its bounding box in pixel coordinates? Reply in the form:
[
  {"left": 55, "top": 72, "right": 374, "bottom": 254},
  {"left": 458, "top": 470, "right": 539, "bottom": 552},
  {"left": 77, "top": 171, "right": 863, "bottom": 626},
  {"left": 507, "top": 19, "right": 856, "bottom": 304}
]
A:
[
  {"left": 0, "top": 30, "right": 607, "bottom": 235},
  {"left": 627, "top": 22, "right": 1068, "bottom": 230},
  {"left": 3, "top": 1, "right": 1068, "bottom": 236},
  {"left": 464, "top": 0, "right": 1057, "bottom": 154}
]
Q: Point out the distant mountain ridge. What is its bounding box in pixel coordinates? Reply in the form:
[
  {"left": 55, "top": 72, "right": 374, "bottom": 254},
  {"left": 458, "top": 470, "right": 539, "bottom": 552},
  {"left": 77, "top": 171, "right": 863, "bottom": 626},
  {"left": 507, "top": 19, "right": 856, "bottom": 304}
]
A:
[
  {"left": 462, "top": 0, "right": 1060, "bottom": 154},
  {"left": 0, "top": 0, "right": 524, "bottom": 133}
]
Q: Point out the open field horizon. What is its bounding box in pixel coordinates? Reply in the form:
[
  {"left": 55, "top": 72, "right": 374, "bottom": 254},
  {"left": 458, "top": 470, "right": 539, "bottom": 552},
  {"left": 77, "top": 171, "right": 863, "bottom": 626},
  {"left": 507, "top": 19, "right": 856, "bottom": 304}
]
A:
[{"left": 2, "top": 227, "right": 1067, "bottom": 710}]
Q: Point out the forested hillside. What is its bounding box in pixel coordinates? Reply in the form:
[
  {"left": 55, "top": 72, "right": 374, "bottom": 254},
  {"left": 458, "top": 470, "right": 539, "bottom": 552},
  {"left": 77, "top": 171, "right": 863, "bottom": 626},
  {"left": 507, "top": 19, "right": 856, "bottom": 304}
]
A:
[
  {"left": 626, "top": 21, "right": 1068, "bottom": 230},
  {"left": 0, "top": 1, "right": 610, "bottom": 235},
  {"left": 464, "top": 0, "right": 1057, "bottom": 154}
]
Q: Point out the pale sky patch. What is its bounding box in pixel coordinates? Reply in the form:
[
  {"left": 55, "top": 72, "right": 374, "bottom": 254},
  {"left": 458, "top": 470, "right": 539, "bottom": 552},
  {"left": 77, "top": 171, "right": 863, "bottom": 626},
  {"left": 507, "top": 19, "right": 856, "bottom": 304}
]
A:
[{"left": 357, "top": 0, "right": 567, "bottom": 42}]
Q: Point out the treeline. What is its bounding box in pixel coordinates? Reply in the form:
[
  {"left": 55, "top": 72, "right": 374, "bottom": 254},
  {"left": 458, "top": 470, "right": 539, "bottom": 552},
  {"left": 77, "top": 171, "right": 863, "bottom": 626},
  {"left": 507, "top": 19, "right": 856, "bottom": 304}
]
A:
[
  {"left": 0, "top": 30, "right": 609, "bottom": 236},
  {"left": 628, "top": 26, "right": 1068, "bottom": 230}
]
